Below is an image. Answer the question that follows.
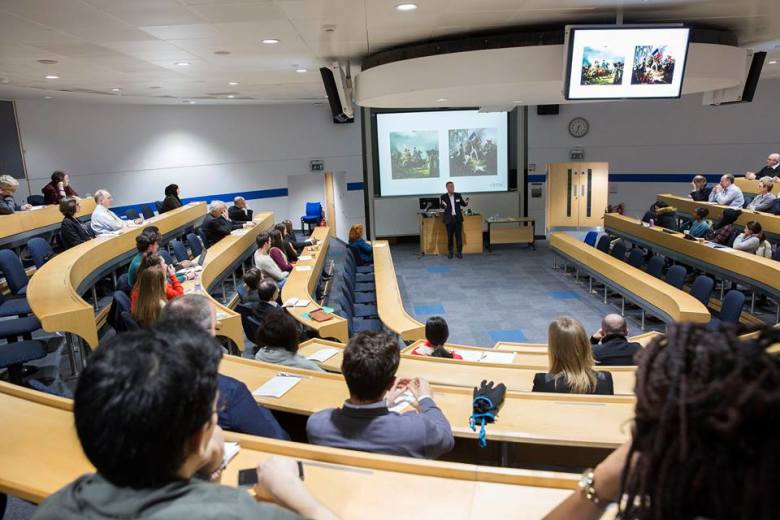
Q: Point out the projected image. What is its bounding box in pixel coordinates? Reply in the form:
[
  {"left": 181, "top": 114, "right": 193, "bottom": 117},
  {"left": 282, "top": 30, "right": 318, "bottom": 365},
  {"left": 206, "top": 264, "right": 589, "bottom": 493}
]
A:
[
  {"left": 631, "top": 45, "right": 676, "bottom": 85},
  {"left": 580, "top": 46, "right": 625, "bottom": 86},
  {"left": 389, "top": 130, "right": 440, "bottom": 179},
  {"left": 448, "top": 128, "right": 498, "bottom": 177}
]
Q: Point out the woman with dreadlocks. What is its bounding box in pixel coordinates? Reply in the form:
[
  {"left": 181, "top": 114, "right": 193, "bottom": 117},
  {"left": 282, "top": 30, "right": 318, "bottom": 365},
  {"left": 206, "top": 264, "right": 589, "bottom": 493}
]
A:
[{"left": 544, "top": 322, "right": 780, "bottom": 520}]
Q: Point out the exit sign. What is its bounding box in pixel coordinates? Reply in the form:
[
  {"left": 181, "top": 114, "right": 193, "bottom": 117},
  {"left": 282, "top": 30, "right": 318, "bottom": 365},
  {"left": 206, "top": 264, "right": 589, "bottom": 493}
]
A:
[{"left": 310, "top": 160, "right": 324, "bottom": 171}]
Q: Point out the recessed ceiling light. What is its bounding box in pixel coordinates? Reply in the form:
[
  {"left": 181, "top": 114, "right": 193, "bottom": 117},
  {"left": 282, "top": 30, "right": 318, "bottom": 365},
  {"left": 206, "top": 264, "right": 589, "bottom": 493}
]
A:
[
  {"left": 436, "top": 98, "right": 447, "bottom": 102},
  {"left": 295, "top": 68, "right": 307, "bottom": 73},
  {"left": 769, "top": 60, "right": 778, "bottom": 65},
  {"left": 395, "top": 3, "right": 418, "bottom": 11},
  {"left": 45, "top": 74, "right": 59, "bottom": 79},
  {"left": 228, "top": 81, "right": 239, "bottom": 86},
  {"left": 227, "top": 95, "right": 235, "bottom": 99},
  {"left": 44, "top": 96, "right": 52, "bottom": 99},
  {"left": 174, "top": 61, "right": 191, "bottom": 67},
  {"left": 183, "top": 100, "right": 196, "bottom": 104},
  {"left": 512, "top": 100, "right": 523, "bottom": 104},
  {"left": 261, "top": 38, "right": 280, "bottom": 44},
  {"left": 37, "top": 59, "right": 58, "bottom": 65},
  {"left": 111, "top": 88, "right": 121, "bottom": 92}
]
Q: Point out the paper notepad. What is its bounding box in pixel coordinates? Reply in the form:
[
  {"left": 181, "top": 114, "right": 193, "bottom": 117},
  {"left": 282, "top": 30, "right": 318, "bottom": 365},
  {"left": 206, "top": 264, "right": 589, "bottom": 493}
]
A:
[
  {"left": 28, "top": 205, "right": 45, "bottom": 211},
  {"left": 454, "top": 350, "right": 516, "bottom": 364},
  {"left": 230, "top": 229, "right": 247, "bottom": 236},
  {"left": 253, "top": 375, "right": 302, "bottom": 398},
  {"left": 223, "top": 442, "right": 240, "bottom": 467},
  {"left": 295, "top": 265, "right": 312, "bottom": 272},
  {"left": 388, "top": 389, "right": 416, "bottom": 414},
  {"left": 306, "top": 348, "right": 339, "bottom": 363},
  {"left": 297, "top": 255, "right": 313, "bottom": 261},
  {"left": 284, "top": 297, "right": 311, "bottom": 308}
]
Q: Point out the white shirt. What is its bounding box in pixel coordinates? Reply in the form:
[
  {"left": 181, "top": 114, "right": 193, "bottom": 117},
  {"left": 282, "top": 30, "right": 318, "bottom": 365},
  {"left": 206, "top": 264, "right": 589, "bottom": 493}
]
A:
[
  {"left": 448, "top": 193, "right": 456, "bottom": 216},
  {"left": 90, "top": 204, "right": 124, "bottom": 235}
]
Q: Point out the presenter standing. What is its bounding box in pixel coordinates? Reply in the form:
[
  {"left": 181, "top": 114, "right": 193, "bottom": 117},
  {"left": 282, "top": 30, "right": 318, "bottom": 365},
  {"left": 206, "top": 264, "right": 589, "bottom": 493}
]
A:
[{"left": 440, "top": 181, "right": 469, "bottom": 259}]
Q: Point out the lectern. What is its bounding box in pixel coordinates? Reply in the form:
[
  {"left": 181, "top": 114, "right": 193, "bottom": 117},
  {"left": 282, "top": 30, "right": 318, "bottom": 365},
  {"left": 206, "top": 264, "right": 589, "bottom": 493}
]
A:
[{"left": 418, "top": 211, "right": 483, "bottom": 255}]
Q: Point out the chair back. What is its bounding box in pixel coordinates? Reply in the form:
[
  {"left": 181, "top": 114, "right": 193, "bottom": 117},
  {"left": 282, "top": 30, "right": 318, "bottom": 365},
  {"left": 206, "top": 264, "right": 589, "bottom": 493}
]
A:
[
  {"left": 197, "top": 228, "right": 209, "bottom": 248},
  {"left": 124, "top": 208, "right": 139, "bottom": 220},
  {"left": 646, "top": 256, "right": 665, "bottom": 278},
  {"left": 26, "top": 195, "right": 45, "bottom": 206},
  {"left": 719, "top": 290, "right": 746, "bottom": 324},
  {"left": 236, "top": 283, "right": 249, "bottom": 303},
  {"left": 0, "top": 250, "right": 28, "bottom": 295},
  {"left": 158, "top": 249, "right": 174, "bottom": 267},
  {"left": 665, "top": 265, "right": 687, "bottom": 289},
  {"left": 154, "top": 200, "right": 164, "bottom": 213},
  {"left": 187, "top": 233, "right": 204, "bottom": 256},
  {"left": 305, "top": 202, "right": 323, "bottom": 218},
  {"left": 595, "top": 235, "right": 610, "bottom": 253},
  {"left": 772, "top": 197, "right": 780, "bottom": 216},
  {"left": 610, "top": 241, "right": 627, "bottom": 261},
  {"left": 627, "top": 249, "right": 645, "bottom": 268},
  {"left": 235, "top": 303, "right": 259, "bottom": 344},
  {"left": 170, "top": 239, "right": 189, "bottom": 263},
  {"left": 117, "top": 273, "right": 132, "bottom": 295},
  {"left": 583, "top": 231, "right": 599, "bottom": 247},
  {"left": 689, "top": 275, "right": 715, "bottom": 306},
  {"left": 28, "top": 237, "right": 54, "bottom": 269},
  {"left": 773, "top": 245, "right": 780, "bottom": 262},
  {"left": 120, "top": 311, "right": 140, "bottom": 331},
  {"left": 141, "top": 205, "right": 155, "bottom": 220}
]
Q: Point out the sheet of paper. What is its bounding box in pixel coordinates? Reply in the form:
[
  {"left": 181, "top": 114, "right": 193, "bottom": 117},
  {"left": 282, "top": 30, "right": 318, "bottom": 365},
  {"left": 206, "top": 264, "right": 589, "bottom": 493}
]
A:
[
  {"left": 294, "top": 299, "right": 310, "bottom": 307},
  {"left": 295, "top": 265, "right": 313, "bottom": 272},
  {"left": 480, "top": 352, "right": 516, "bottom": 364},
  {"left": 306, "top": 347, "right": 340, "bottom": 363},
  {"left": 283, "top": 297, "right": 299, "bottom": 307},
  {"left": 28, "top": 205, "right": 45, "bottom": 211},
  {"left": 454, "top": 350, "right": 486, "bottom": 363},
  {"left": 223, "top": 442, "right": 240, "bottom": 467},
  {"left": 253, "top": 375, "right": 302, "bottom": 398},
  {"left": 230, "top": 229, "right": 247, "bottom": 236},
  {"left": 388, "top": 389, "right": 415, "bottom": 414},
  {"left": 297, "top": 255, "right": 313, "bottom": 261}
]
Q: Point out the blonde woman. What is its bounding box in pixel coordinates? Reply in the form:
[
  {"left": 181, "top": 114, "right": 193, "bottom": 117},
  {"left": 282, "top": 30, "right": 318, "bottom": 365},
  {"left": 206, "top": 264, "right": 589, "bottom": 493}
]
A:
[
  {"left": 131, "top": 266, "right": 167, "bottom": 327},
  {"left": 532, "top": 317, "right": 614, "bottom": 395}
]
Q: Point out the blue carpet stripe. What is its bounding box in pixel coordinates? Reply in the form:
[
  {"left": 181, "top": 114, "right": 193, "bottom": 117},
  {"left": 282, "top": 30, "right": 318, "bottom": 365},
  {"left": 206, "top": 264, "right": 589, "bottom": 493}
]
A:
[{"left": 414, "top": 304, "right": 446, "bottom": 315}]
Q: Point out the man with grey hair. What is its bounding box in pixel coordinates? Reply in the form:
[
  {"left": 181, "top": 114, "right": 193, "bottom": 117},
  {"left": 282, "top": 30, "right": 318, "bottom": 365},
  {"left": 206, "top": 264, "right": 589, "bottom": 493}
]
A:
[
  {"left": 745, "top": 152, "right": 780, "bottom": 181},
  {"left": 90, "top": 189, "right": 137, "bottom": 235},
  {"left": 160, "top": 294, "right": 289, "bottom": 440},
  {"left": 201, "top": 200, "right": 256, "bottom": 247},
  {"left": 228, "top": 195, "right": 254, "bottom": 222},
  {"left": 589, "top": 314, "right": 641, "bottom": 366},
  {"left": 0, "top": 174, "right": 32, "bottom": 214},
  {"left": 708, "top": 174, "right": 745, "bottom": 208},
  {"left": 746, "top": 176, "right": 776, "bottom": 212}
]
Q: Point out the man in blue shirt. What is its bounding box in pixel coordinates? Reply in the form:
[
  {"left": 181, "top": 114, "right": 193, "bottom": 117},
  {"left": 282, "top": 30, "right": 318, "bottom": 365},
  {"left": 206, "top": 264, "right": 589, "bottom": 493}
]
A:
[{"left": 708, "top": 174, "right": 745, "bottom": 208}]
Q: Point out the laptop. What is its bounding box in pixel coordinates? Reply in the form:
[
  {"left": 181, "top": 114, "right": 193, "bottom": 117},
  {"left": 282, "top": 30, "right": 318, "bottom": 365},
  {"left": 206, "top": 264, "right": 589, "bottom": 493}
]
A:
[{"left": 197, "top": 248, "right": 207, "bottom": 267}]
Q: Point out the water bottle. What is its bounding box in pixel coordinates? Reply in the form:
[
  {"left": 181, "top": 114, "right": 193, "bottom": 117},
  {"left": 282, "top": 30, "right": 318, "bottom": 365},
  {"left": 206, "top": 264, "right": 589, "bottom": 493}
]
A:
[{"left": 194, "top": 281, "right": 203, "bottom": 294}]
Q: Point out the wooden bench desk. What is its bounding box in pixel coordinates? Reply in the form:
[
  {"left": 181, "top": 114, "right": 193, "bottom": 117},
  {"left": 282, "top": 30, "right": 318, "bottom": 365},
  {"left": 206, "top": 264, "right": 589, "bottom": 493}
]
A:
[
  {"left": 735, "top": 177, "right": 780, "bottom": 196},
  {"left": 658, "top": 193, "right": 780, "bottom": 238},
  {"left": 281, "top": 227, "right": 348, "bottom": 343},
  {"left": 0, "top": 381, "right": 576, "bottom": 519},
  {"left": 551, "top": 232, "right": 711, "bottom": 325},
  {"left": 0, "top": 198, "right": 96, "bottom": 249},
  {"left": 493, "top": 331, "right": 662, "bottom": 353},
  {"left": 372, "top": 240, "right": 425, "bottom": 341},
  {"left": 298, "top": 339, "right": 637, "bottom": 394}
]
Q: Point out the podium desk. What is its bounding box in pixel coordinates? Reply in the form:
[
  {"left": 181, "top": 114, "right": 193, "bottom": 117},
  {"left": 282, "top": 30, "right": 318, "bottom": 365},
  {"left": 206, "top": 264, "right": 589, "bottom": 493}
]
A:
[{"left": 419, "top": 213, "right": 483, "bottom": 255}]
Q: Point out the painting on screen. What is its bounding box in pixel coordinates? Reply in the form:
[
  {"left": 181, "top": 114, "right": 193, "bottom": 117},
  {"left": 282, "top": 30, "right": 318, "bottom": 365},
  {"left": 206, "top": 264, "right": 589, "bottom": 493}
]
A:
[
  {"left": 389, "top": 130, "right": 440, "bottom": 180},
  {"left": 448, "top": 128, "right": 498, "bottom": 177},
  {"left": 631, "top": 45, "right": 676, "bottom": 85},
  {"left": 580, "top": 46, "right": 625, "bottom": 86}
]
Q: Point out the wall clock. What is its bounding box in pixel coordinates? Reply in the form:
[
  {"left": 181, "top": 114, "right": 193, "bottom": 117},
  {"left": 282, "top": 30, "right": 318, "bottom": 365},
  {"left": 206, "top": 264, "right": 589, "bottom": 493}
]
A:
[{"left": 568, "top": 117, "right": 589, "bottom": 138}]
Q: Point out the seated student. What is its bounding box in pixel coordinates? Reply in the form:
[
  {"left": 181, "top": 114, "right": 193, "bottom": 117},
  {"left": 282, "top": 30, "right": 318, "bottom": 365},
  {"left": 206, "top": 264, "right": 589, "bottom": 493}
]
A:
[
  {"left": 42, "top": 170, "right": 78, "bottom": 205},
  {"left": 733, "top": 221, "right": 763, "bottom": 254},
  {"left": 0, "top": 174, "right": 32, "bottom": 214},
  {"left": 58, "top": 197, "right": 93, "bottom": 249},
  {"left": 689, "top": 175, "right": 712, "bottom": 202},
  {"left": 746, "top": 176, "right": 776, "bottom": 212},
  {"left": 270, "top": 229, "right": 294, "bottom": 272},
  {"left": 275, "top": 223, "right": 299, "bottom": 262},
  {"left": 253, "top": 279, "right": 285, "bottom": 323},
  {"left": 160, "top": 295, "right": 289, "bottom": 440},
  {"left": 708, "top": 174, "right": 745, "bottom": 208},
  {"left": 543, "top": 323, "right": 780, "bottom": 520},
  {"left": 640, "top": 201, "right": 676, "bottom": 229},
  {"left": 533, "top": 317, "right": 614, "bottom": 395},
  {"left": 228, "top": 196, "right": 253, "bottom": 222},
  {"left": 128, "top": 228, "right": 195, "bottom": 286},
  {"left": 410, "top": 316, "right": 462, "bottom": 359},
  {"left": 589, "top": 314, "right": 641, "bottom": 366},
  {"left": 239, "top": 267, "right": 262, "bottom": 304},
  {"left": 161, "top": 183, "right": 182, "bottom": 213},
  {"left": 254, "top": 313, "right": 322, "bottom": 371},
  {"left": 756, "top": 232, "right": 773, "bottom": 258},
  {"left": 201, "top": 201, "right": 255, "bottom": 247},
  {"left": 91, "top": 189, "right": 137, "bottom": 235},
  {"left": 254, "top": 232, "right": 288, "bottom": 285},
  {"left": 131, "top": 254, "right": 184, "bottom": 310},
  {"left": 348, "top": 224, "right": 373, "bottom": 266},
  {"left": 33, "top": 324, "right": 335, "bottom": 520},
  {"left": 283, "top": 219, "right": 316, "bottom": 251},
  {"left": 686, "top": 206, "right": 712, "bottom": 238},
  {"left": 708, "top": 208, "right": 741, "bottom": 245},
  {"left": 307, "top": 332, "right": 454, "bottom": 459}
]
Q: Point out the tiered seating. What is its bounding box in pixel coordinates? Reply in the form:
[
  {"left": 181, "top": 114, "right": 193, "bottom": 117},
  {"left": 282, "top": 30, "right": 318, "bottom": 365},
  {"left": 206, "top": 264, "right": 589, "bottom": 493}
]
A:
[
  {"left": 0, "top": 198, "right": 96, "bottom": 250},
  {"left": 330, "top": 246, "right": 382, "bottom": 335}
]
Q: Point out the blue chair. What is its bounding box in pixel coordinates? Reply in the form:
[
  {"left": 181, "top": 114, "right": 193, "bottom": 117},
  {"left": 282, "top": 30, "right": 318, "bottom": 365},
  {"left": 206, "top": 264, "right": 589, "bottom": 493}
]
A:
[
  {"left": 187, "top": 233, "right": 204, "bottom": 257},
  {"left": 595, "top": 235, "right": 610, "bottom": 253},
  {"left": 236, "top": 283, "right": 250, "bottom": 303},
  {"left": 117, "top": 273, "right": 131, "bottom": 295},
  {"left": 0, "top": 292, "right": 33, "bottom": 318},
  {"left": 665, "top": 265, "right": 687, "bottom": 290},
  {"left": 235, "top": 303, "right": 261, "bottom": 346},
  {"left": 583, "top": 231, "right": 599, "bottom": 247},
  {"left": 0, "top": 250, "right": 29, "bottom": 295},
  {"left": 197, "top": 228, "right": 209, "bottom": 249},
  {"left": 28, "top": 237, "right": 54, "bottom": 269},
  {"left": 339, "top": 285, "right": 377, "bottom": 318},
  {"left": 708, "top": 290, "right": 745, "bottom": 329},
  {"left": 108, "top": 291, "right": 132, "bottom": 333},
  {"left": 26, "top": 195, "right": 45, "bottom": 206},
  {"left": 343, "top": 269, "right": 374, "bottom": 293},
  {"left": 125, "top": 208, "right": 139, "bottom": 220},
  {"left": 689, "top": 275, "right": 715, "bottom": 306},
  {"left": 170, "top": 239, "right": 189, "bottom": 263},
  {"left": 610, "top": 242, "right": 627, "bottom": 261},
  {"left": 0, "top": 340, "right": 47, "bottom": 384},
  {"left": 300, "top": 202, "right": 323, "bottom": 234},
  {"left": 154, "top": 200, "right": 164, "bottom": 213},
  {"left": 346, "top": 247, "right": 373, "bottom": 273},
  {"left": 0, "top": 315, "right": 41, "bottom": 342},
  {"left": 772, "top": 246, "right": 780, "bottom": 262},
  {"left": 627, "top": 249, "right": 645, "bottom": 268},
  {"left": 121, "top": 311, "right": 140, "bottom": 331},
  {"left": 158, "top": 249, "right": 174, "bottom": 267},
  {"left": 646, "top": 256, "right": 665, "bottom": 279},
  {"left": 772, "top": 197, "right": 780, "bottom": 216},
  {"left": 141, "top": 205, "right": 156, "bottom": 220}
]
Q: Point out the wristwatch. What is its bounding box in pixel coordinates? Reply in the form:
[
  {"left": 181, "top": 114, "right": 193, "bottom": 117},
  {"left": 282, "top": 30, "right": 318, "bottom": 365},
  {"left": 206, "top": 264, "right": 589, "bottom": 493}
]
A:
[{"left": 578, "top": 468, "right": 605, "bottom": 506}]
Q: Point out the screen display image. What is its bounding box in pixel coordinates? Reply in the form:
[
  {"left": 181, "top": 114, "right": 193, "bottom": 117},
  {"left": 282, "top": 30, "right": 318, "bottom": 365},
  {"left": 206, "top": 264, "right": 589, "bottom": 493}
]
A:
[
  {"left": 376, "top": 110, "right": 508, "bottom": 197},
  {"left": 566, "top": 26, "right": 690, "bottom": 100}
]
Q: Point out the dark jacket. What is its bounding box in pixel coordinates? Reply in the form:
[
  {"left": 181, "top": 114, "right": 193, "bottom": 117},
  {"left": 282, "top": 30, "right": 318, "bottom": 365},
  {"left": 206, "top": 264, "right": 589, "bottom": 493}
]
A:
[
  {"left": 228, "top": 205, "right": 253, "bottom": 222},
  {"left": 42, "top": 181, "right": 78, "bottom": 205},
  {"left": 0, "top": 194, "right": 20, "bottom": 215},
  {"left": 252, "top": 301, "right": 284, "bottom": 324},
  {"left": 59, "top": 216, "right": 93, "bottom": 249},
  {"left": 690, "top": 185, "right": 712, "bottom": 202},
  {"left": 439, "top": 192, "right": 468, "bottom": 224},
  {"left": 201, "top": 213, "right": 242, "bottom": 247},
  {"left": 590, "top": 334, "right": 640, "bottom": 366},
  {"left": 532, "top": 371, "right": 614, "bottom": 395},
  {"left": 282, "top": 237, "right": 299, "bottom": 262},
  {"left": 160, "top": 195, "right": 182, "bottom": 213},
  {"left": 754, "top": 165, "right": 780, "bottom": 179},
  {"left": 349, "top": 238, "right": 373, "bottom": 266},
  {"left": 217, "top": 374, "right": 289, "bottom": 440}
]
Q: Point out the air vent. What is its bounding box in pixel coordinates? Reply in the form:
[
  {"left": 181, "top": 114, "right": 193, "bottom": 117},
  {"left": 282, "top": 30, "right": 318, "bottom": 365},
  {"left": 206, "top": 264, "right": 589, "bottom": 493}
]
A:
[{"left": 58, "top": 88, "right": 113, "bottom": 96}]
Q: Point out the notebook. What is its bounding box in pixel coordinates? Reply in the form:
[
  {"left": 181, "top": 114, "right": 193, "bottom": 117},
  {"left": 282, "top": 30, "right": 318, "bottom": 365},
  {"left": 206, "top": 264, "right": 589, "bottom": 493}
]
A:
[
  {"left": 308, "top": 309, "right": 332, "bottom": 322},
  {"left": 306, "top": 348, "right": 339, "bottom": 363},
  {"left": 253, "top": 375, "right": 302, "bottom": 398}
]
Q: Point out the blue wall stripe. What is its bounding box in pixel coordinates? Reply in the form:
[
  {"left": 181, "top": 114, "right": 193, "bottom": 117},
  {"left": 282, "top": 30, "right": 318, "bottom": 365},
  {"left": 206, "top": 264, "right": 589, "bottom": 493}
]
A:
[
  {"left": 526, "top": 172, "right": 723, "bottom": 184},
  {"left": 347, "top": 182, "right": 364, "bottom": 191},
  {"left": 528, "top": 174, "right": 546, "bottom": 182}
]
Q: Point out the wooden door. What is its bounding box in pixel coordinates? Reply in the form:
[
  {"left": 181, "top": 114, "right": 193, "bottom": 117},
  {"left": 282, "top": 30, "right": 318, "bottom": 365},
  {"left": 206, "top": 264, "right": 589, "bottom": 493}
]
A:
[
  {"left": 546, "top": 163, "right": 581, "bottom": 229},
  {"left": 575, "top": 162, "right": 609, "bottom": 229}
]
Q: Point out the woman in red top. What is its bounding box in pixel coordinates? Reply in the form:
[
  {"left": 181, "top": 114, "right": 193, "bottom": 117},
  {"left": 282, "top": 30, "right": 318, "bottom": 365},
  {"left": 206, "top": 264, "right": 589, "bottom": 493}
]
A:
[
  {"left": 268, "top": 229, "right": 293, "bottom": 272},
  {"left": 130, "top": 253, "right": 184, "bottom": 310},
  {"left": 410, "top": 316, "right": 462, "bottom": 359}
]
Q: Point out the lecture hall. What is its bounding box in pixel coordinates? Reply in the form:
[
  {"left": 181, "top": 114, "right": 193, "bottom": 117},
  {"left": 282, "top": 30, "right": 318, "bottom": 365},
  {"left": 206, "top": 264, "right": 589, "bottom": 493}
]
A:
[{"left": 0, "top": 1, "right": 778, "bottom": 519}]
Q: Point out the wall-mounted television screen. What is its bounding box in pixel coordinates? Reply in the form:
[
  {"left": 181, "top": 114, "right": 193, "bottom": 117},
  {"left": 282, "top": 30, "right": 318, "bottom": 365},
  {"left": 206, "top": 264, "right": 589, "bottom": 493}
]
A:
[{"left": 565, "top": 25, "right": 690, "bottom": 100}]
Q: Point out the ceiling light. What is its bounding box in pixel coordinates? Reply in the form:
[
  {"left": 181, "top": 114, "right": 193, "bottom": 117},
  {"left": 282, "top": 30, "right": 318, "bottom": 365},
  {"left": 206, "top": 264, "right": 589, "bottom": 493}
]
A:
[
  {"left": 45, "top": 74, "right": 59, "bottom": 79},
  {"left": 261, "top": 38, "right": 280, "bottom": 44},
  {"left": 37, "top": 59, "right": 58, "bottom": 65},
  {"left": 174, "top": 61, "right": 191, "bottom": 67},
  {"left": 111, "top": 88, "right": 121, "bottom": 92},
  {"left": 213, "top": 50, "right": 231, "bottom": 55},
  {"left": 183, "top": 100, "right": 196, "bottom": 104},
  {"left": 228, "top": 81, "right": 239, "bottom": 86},
  {"left": 227, "top": 95, "right": 235, "bottom": 99},
  {"left": 436, "top": 97, "right": 447, "bottom": 102},
  {"left": 395, "top": 3, "right": 418, "bottom": 11},
  {"left": 295, "top": 68, "right": 307, "bottom": 73},
  {"left": 769, "top": 60, "right": 778, "bottom": 65},
  {"left": 512, "top": 100, "right": 523, "bottom": 104},
  {"left": 44, "top": 96, "right": 52, "bottom": 99}
]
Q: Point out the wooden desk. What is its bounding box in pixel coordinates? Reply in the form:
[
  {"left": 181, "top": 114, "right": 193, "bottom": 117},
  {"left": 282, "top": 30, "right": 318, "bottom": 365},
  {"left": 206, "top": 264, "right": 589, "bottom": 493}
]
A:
[
  {"left": 658, "top": 193, "right": 780, "bottom": 238},
  {"left": 180, "top": 211, "right": 275, "bottom": 351},
  {"left": 735, "top": 177, "right": 780, "bottom": 195},
  {"left": 551, "top": 232, "right": 711, "bottom": 324},
  {"left": 26, "top": 203, "right": 206, "bottom": 348},
  {"left": 220, "top": 354, "right": 634, "bottom": 448},
  {"left": 493, "top": 331, "right": 662, "bottom": 352},
  {"left": 486, "top": 217, "right": 535, "bottom": 250},
  {"left": 420, "top": 213, "right": 483, "bottom": 255},
  {"left": 0, "top": 198, "right": 96, "bottom": 249},
  {"left": 281, "top": 227, "right": 348, "bottom": 343},
  {"left": 372, "top": 240, "right": 424, "bottom": 341},
  {"left": 298, "top": 338, "right": 636, "bottom": 394},
  {"left": 0, "top": 381, "right": 576, "bottom": 518},
  {"left": 604, "top": 213, "right": 780, "bottom": 304}
]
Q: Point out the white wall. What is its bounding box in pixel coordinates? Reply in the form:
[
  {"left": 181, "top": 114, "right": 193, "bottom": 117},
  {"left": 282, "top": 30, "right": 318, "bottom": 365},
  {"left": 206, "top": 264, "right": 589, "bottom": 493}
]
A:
[
  {"left": 527, "top": 77, "right": 780, "bottom": 229},
  {"left": 14, "top": 100, "right": 364, "bottom": 227}
]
